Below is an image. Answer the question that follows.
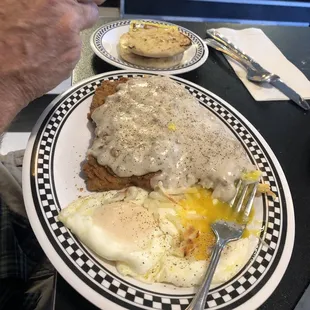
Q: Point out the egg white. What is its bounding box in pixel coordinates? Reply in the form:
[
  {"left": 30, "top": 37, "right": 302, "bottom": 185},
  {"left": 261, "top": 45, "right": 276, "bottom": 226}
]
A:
[
  {"left": 59, "top": 188, "right": 172, "bottom": 276},
  {"left": 59, "top": 187, "right": 258, "bottom": 287},
  {"left": 154, "top": 236, "right": 258, "bottom": 287}
]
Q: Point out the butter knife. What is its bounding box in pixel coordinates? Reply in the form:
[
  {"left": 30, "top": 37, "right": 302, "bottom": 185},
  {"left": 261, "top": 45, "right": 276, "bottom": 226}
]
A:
[
  {"left": 206, "top": 29, "right": 310, "bottom": 111},
  {"left": 269, "top": 79, "right": 310, "bottom": 111}
]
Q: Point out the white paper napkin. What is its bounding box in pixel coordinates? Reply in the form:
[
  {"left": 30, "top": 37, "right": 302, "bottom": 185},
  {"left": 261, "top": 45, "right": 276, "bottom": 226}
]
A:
[{"left": 215, "top": 28, "right": 310, "bottom": 101}]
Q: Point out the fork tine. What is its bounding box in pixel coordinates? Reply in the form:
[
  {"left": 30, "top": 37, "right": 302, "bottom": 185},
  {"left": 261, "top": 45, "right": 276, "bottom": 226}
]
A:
[
  {"left": 234, "top": 182, "right": 249, "bottom": 213},
  {"left": 229, "top": 179, "right": 242, "bottom": 207},
  {"left": 242, "top": 181, "right": 259, "bottom": 221}
]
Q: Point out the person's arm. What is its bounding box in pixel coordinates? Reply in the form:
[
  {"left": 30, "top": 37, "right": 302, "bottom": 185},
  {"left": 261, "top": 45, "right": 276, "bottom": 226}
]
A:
[
  {"left": 0, "top": 81, "right": 28, "bottom": 133},
  {"left": 0, "top": 0, "right": 105, "bottom": 134}
]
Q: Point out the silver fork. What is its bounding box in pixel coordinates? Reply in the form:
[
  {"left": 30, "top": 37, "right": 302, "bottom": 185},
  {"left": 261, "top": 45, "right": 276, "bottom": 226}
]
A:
[
  {"left": 205, "top": 38, "right": 276, "bottom": 83},
  {"left": 186, "top": 180, "right": 259, "bottom": 310}
]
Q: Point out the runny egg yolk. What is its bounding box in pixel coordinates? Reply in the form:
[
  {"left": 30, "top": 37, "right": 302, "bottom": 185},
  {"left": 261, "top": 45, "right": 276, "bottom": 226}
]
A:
[{"left": 177, "top": 187, "right": 254, "bottom": 261}]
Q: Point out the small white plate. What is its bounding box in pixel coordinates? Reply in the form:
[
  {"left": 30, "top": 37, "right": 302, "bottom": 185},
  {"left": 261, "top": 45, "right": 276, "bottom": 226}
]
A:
[{"left": 90, "top": 19, "right": 208, "bottom": 74}]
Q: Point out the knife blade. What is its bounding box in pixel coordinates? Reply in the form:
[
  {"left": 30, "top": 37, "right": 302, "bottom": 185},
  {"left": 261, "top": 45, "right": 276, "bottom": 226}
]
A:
[{"left": 269, "top": 79, "right": 310, "bottom": 111}]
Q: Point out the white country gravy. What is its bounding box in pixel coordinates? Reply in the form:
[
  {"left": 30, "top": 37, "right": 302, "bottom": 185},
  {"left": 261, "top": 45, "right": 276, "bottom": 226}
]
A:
[{"left": 89, "top": 77, "right": 254, "bottom": 201}]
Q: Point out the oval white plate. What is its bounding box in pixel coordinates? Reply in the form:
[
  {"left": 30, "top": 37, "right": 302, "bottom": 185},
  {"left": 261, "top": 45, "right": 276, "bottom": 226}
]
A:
[
  {"left": 23, "top": 71, "right": 294, "bottom": 310},
  {"left": 90, "top": 20, "right": 209, "bottom": 74}
]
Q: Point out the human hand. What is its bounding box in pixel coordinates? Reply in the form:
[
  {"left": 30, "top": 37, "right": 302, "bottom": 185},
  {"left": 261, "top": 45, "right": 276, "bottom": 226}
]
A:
[{"left": 0, "top": 0, "right": 100, "bottom": 107}]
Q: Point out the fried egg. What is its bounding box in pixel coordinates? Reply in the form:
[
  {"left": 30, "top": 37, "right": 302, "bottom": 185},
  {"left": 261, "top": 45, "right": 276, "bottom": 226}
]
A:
[
  {"left": 59, "top": 188, "right": 173, "bottom": 277},
  {"left": 59, "top": 186, "right": 259, "bottom": 287}
]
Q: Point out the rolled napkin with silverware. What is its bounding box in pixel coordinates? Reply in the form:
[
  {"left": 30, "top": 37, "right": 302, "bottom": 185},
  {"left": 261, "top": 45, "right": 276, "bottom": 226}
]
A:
[{"left": 206, "top": 28, "right": 310, "bottom": 109}]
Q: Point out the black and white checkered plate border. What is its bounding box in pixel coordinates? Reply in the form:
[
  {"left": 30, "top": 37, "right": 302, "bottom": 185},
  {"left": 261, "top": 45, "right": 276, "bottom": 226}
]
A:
[
  {"left": 90, "top": 20, "right": 208, "bottom": 74},
  {"left": 23, "top": 71, "right": 294, "bottom": 310}
]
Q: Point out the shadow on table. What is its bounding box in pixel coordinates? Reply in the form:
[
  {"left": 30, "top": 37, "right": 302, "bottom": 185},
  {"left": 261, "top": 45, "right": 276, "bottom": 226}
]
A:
[
  {"left": 55, "top": 274, "right": 99, "bottom": 310},
  {"left": 6, "top": 95, "right": 57, "bottom": 133},
  {"left": 92, "top": 55, "right": 119, "bottom": 75}
]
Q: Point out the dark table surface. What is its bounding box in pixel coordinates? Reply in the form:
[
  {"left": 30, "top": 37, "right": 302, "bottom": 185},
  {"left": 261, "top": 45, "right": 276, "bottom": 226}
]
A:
[{"left": 53, "top": 17, "right": 310, "bottom": 310}]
